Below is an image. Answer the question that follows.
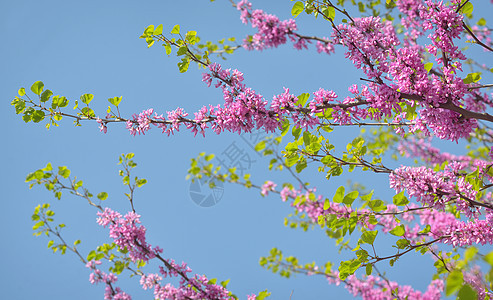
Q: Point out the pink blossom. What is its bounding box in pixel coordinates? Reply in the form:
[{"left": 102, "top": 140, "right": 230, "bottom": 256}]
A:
[
  {"left": 260, "top": 181, "right": 277, "bottom": 196},
  {"left": 97, "top": 208, "right": 160, "bottom": 262},
  {"left": 97, "top": 118, "right": 108, "bottom": 133}
]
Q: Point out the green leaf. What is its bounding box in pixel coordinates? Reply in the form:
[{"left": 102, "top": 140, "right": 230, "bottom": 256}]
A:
[
  {"left": 321, "top": 6, "right": 336, "bottom": 20},
  {"left": 178, "top": 58, "right": 190, "bottom": 73},
  {"left": 255, "top": 141, "right": 266, "bottom": 152},
  {"left": 419, "top": 224, "right": 431, "bottom": 234},
  {"left": 25, "top": 172, "right": 35, "bottom": 182},
  {"left": 18, "top": 87, "right": 26, "bottom": 96},
  {"left": 445, "top": 270, "right": 463, "bottom": 296},
  {"left": 171, "top": 24, "right": 180, "bottom": 34},
  {"left": 323, "top": 199, "right": 330, "bottom": 210},
  {"left": 369, "top": 199, "right": 386, "bottom": 212},
  {"left": 361, "top": 190, "right": 374, "bottom": 202},
  {"left": 154, "top": 24, "right": 163, "bottom": 35},
  {"left": 146, "top": 37, "right": 155, "bottom": 48},
  {"left": 32, "top": 221, "right": 45, "bottom": 230},
  {"left": 333, "top": 186, "right": 345, "bottom": 203},
  {"left": 368, "top": 214, "right": 378, "bottom": 225},
  {"left": 295, "top": 93, "right": 310, "bottom": 107},
  {"left": 463, "top": 72, "right": 481, "bottom": 84},
  {"left": 257, "top": 290, "right": 271, "bottom": 300},
  {"left": 220, "top": 279, "right": 230, "bottom": 288},
  {"left": 58, "top": 166, "right": 71, "bottom": 179},
  {"left": 483, "top": 251, "right": 493, "bottom": 266},
  {"left": 57, "top": 96, "right": 68, "bottom": 108},
  {"left": 460, "top": 2, "right": 473, "bottom": 15},
  {"left": 177, "top": 46, "right": 188, "bottom": 56},
  {"left": 393, "top": 191, "right": 409, "bottom": 206},
  {"left": 31, "top": 81, "right": 44, "bottom": 95},
  {"left": 390, "top": 225, "right": 405, "bottom": 236},
  {"left": 97, "top": 192, "right": 108, "bottom": 201},
  {"left": 81, "top": 93, "right": 94, "bottom": 105},
  {"left": 164, "top": 43, "right": 172, "bottom": 55},
  {"left": 32, "top": 110, "right": 45, "bottom": 123},
  {"left": 424, "top": 62, "right": 433, "bottom": 73},
  {"left": 87, "top": 250, "right": 96, "bottom": 261},
  {"left": 396, "top": 238, "right": 410, "bottom": 249},
  {"left": 295, "top": 160, "right": 307, "bottom": 173},
  {"left": 365, "top": 263, "right": 373, "bottom": 275},
  {"left": 351, "top": 136, "right": 364, "bottom": 148},
  {"left": 185, "top": 30, "right": 197, "bottom": 44},
  {"left": 40, "top": 89, "right": 53, "bottom": 102},
  {"left": 136, "top": 178, "right": 147, "bottom": 187},
  {"left": 292, "top": 126, "right": 302, "bottom": 140},
  {"left": 457, "top": 284, "right": 477, "bottom": 300},
  {"left": 80, "top": 107, "right": 95, "bottom": 117},
  {"left": 338, "top": 259, "right": 361, "bottom": 280},
  {"left": 108, "top": 96, "right": 122, "bottom": 107},
  {"left": 361, "top": 230, "right": 378, "bottom": 244},
  {"left": 343, "top": 191, "right": 359, "bottom": 206},
  {"left": 137, "top": 260, "right": 146, "bottom": 268},
  {"left": 281, "top": 120, "right": 290, "bottom": 137},
  {"left": 291, "top": 1, "right": 304, "bottom": 17},
  {"left": 477, "top": 18, "right": 486, "bottom": 26},
  {"left": 358, "top": 2, "right": 365, "bottom": 12},
  {"left": 302, "top": 131, "right": 311, "bottom": 147},
  {"left": 464, "top": 246, "right": 478, "bottom": 262},
  {"left": 308, "top": 142, "right": 322, "bottom": 153},
  {"left": 20, "top": 110, "right": 32, "bottom": 123},
  {"left": 144, "top": 24, "right": 154, "bottom": 36}
]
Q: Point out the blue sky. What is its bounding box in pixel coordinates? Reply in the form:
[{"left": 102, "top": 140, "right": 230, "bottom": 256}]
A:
[{"left": 2, "top": 0, "right": 492, "bottom": 299}]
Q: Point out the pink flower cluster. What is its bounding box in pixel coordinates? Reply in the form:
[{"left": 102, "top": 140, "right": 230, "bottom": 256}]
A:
[
  {"left": 395, "top": 0, "right": 427, "bottom": 45},
  {"left": 140, "top": 260, "right": 234, "bottom": 300},
  {"left": 236, "top": 0, "right": 335, "bottom": 53},
  {"left": 97, "top": 208, "right": 162, "bottom": 262},
  {"left": 125, "top": 108, "right": 155, "bottom": 136},
  {"left": 96, "top": 208, "right": 239, "bottom": 300},
  {"left": 82, "top": 0, "right": 491, "bottom": 146},
  {"left": 343, "top": 275, "right": 444, "bottom": 300},
  {"left": 417, "top": 107, "right": 477, "bottom": 142},
  {"left": 463, "top": 266, "right": 493, "bottom": 300},
  {"left": 333, "top": 16, "right": 400, "bottom": 80},
  {"left": 86, "top": 260, "right": 131, "bottom": 300},
  {"left": 466, "top": 26, "right": 493, "bottom": 51},
  {"left": 389, "top": 164, "right": 478, "bottom": 216},
  {"left": 325, "top": 1, "right": 484, "bottom": 141},
  {"left": 260, "top": 181, "right": 276, "bottom": 196},
  {"left": 316, "top": 38, "right": 335, "bottom": 54},
  {"left": 442, "top": 212, "right": 493, "bottom": 247},
  {"left": 97, "top": 118, "right": 108, "bottom": 134},
  {"left": 270, "top": 87, "right": 320, "bottom": 130},
  {"left": 422, "top": 0, "right": 465, "bottom": 64},
  {"left": 271, "top": 177, "right": 493, "bottom": 250},
  {"left": 236, "top": 0, "right": 297, "bottom": 50},
  {"left": 205, "top": 63, "right": 278, "bottom": 134},
  {"left": 121, "top": 62, "right": 347, "bottom": 137},
  {"left": 398, "top": 138, "right": 493, "bottom": 175}
]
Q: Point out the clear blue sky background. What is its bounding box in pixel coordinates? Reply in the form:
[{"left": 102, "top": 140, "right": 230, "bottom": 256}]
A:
[{"left": 1, "top": 0, "right": 491, "bottom": 299}]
